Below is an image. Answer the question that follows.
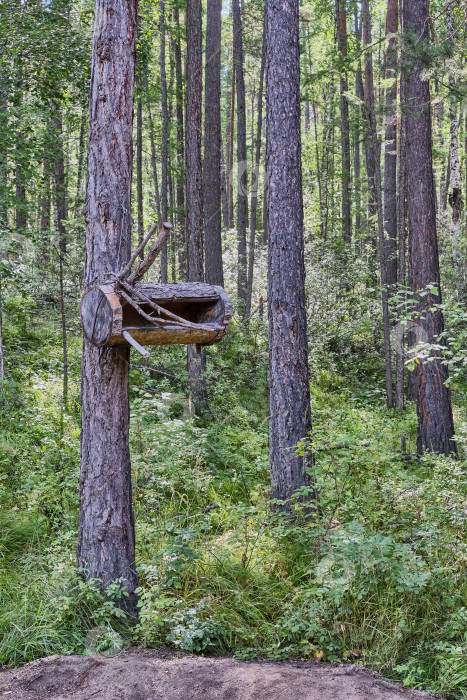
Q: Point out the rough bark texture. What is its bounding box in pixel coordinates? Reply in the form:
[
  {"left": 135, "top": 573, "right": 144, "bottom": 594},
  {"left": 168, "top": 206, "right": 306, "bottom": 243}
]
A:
[
  {"left": 77, "top": 0, "right": 138, "bottom": 597},
  {"left": 403, "top": 0, "right": 456, "bottom": 455},
  {"left": 136, "top": 96, "right": 144, "bottom": 252},
  {"left": 383, "top": 0, "right": 398, "bottom": 288},
  {"left": 160, "top": 0, "right": 169, "bottom": 282},
  {"left": 362, "top": 0, "right": 393, "bottom": 408},
  {"left": 447, "top": 7, "right": 463, "bottom": 295},
  {"left": 186, "top": 0, "right": 207, "bottom": 414},
  {"left": 266, "top": 0, "right": 313, "bottom": 507},
  {"left": 335, "top": 0, "right": 351, "bottom": 246},
  {"left": 395, "top": 40, "right": 407, "bottom": 411},
  {"left": 245, "top": 11, "right": 266, "bottom": 319},
  {"left": 174, "top": 6, "right": 186, "bottom": 280},
  {"left": 232, "top": 0, "right": 248, "bottom": 310},
  {"left": 186, "top": 0, "right": 203, "bottom": 283},
  {"left": 204, "top": 0, "right": 224, "bottom": 287},
  {"left": 144, "top": 71, "right": 162, "bottom": 225}
]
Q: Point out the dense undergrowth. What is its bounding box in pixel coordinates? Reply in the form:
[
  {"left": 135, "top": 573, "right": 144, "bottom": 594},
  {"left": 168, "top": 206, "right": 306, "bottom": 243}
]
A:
[{"left": 0, "top": 283, "right": 467, "bottom": 698}]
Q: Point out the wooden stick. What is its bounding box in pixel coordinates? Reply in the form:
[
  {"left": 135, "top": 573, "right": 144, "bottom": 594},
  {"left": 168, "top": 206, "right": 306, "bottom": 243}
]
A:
[
  {"left": 122, "top": 330, "right": 150, "bottom": 357},
  {"left": 118, "top": 221, "right": 160, "bottom": 281},
  {"left": 119, "top": 289, "right": 160, "bottom": 324},
  {"left": 118, "top": 278, "right": 200, "bottom": 329},
  {"left": 126, "top": 222, "right": 173, "bottom": 285}
]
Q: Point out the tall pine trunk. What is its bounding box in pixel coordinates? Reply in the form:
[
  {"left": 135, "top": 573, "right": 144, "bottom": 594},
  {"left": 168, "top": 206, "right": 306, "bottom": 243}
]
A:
[
  {"left": 136, "top": 96, "right": 144, "bottom": 251},
  {"left": 174, "top": 7, "right": 186, "bottom": 279},
  {"left": 267, "top": 0, "right": 314, "bottom": 508},
  {"left": 335, "top": 0, "right": 351, "bottom": 246},
  {"left": 245, "top": 9, "right": 266, "bottom": 318},
  {"left": 362, "top": 0, "right": 393, "bottom": 407},
  {"left": 160, "top": 0, "right": 169, "bottom": 281},
  {"left": 383, "top": 0, "right": 398, "bottom": 288},
  {"left": 204, "top": 0, "right": 224, "bottom": 286},
  {"left": 232, "top": 0, "right": 248, "bottom": 311},
  {"left": 186, "top": 0, "right": 207, "bottom": 414},
  {"left": 52, "top": 110, "right": 68, "bottom": 407},
  {"left": 395, "top": 37, "right": 407, "bottom": 411},
  {"left": 403, "top": 0, "right": 456, "bottom": 455},
  {"left": 77, "top": 0, "right": 139, "bottom": 598},
  {"left": 447, "top": 7, "right": 463, "bottom": 296}
]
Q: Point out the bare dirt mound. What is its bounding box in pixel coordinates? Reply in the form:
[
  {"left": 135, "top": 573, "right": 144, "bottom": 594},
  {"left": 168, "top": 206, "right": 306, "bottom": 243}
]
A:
[{"left": 0, "top": 649, "right": 438, "bottom": 700}]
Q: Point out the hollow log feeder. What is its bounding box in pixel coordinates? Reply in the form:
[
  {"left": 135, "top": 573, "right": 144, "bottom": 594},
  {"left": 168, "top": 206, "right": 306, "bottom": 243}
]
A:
[
  {"left": 80, "top": 222, "right": 233, "bottom": 355},
  {"left": 81, "top": 282, "right": 232, "bottom": 349}
]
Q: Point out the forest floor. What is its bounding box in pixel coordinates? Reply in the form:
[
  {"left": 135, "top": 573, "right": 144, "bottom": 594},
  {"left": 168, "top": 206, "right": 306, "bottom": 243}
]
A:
[{"left": 0, "top": 648, "right": 439, "bottom": 700}]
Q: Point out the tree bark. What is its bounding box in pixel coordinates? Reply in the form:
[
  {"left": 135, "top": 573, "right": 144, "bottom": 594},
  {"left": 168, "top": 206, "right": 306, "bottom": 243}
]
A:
[
  {"left": 403, "top": 0, "right": 456, "bottom": 455},
  {"left": 220, "top": 133, "right": 229, "bottom": 228},
  {"left": 52, "top": 109, "right": 68, "bottom": 407},
  {"left": 395, "top": 40, "right": 407, "bottom": 411},
  {"left": 383, "top": 0, "right": 398, "bottom": 288},
  {"left": 335, "top": 0, "right": 351, "bottom": 246},
  {"left": 160, "top": 0, "right": 169, "bottom": 282},
  {"left": 77, "top": 0, "right": 139, "bottom": 598},
  {"left": 174, "top": 6, "right": 186, "bottom": 279},
  {"left": 362, "top": 0, "right": 393, "bottom": 408},
  {"left": 232, "top": 0, "right": 248, "bottom": 310},
  {"left": 228, "top": 57, "right": 235, "bottom": 229},
  {"left": 245, "top": 9, "right": 266, "bottom": 318},
  {"left": 447, "top": 7, "right": 463, "bottom": 296},
  {"left": 204, "top": 0, "right": 224, "bottom": 286},
  {"left": 136, "top": 96, "right": 144, "bottom": 252},
  {"left": 266, "top": 0, "right": 314, "bottom": 508},
  {"left": 186, "top": 0, "right": 207, "bottom": 414}
]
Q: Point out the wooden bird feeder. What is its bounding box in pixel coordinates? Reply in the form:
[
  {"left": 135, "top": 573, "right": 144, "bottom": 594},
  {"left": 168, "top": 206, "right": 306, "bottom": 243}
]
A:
[{"left": 81, "top": 222, "right": 232, "bottom": 357}]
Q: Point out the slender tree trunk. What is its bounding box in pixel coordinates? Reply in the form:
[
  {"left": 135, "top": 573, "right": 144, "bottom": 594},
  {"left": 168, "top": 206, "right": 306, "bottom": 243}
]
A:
[
  {"left": 145, "top": 75, "right": 162, "bottom": 225},
  {"left": 136, "top": 96, "right": 144, "bottom": 252},
  {"left": 383, "top": 0, "right": 398, "bottom": 288},
  {"left": 403, "top": 0, "right": 456, "bottom": 455},
  {"left": 447, "top": 7, "right": 463, "bottom": 296},
  {"left": 75, "top": 107, "right": 87, "bottom": 218},
  {"left": 52, "top": 109, "right": 68, "bottom": 407},
  {"left": 77, "top": 0, "right": 139, "bottom": 598},
  {"left": 362, "top": 0, "right": 393, "bottom": 408},
  {"left": 228, "top": 59, "right": 235, "bottom": 229},
  {"left": 220, "top": 134, "right": 229, "bottom": 228},
  {"left": 204, "top": 0, "right": 224, "bottom": 286},
  {"left": 353, "top": 8, "right": 362, "bottom": 246},
  {"left": 233, "top": 0, "right": 248, "bottom": 310},
  {"left": 186, "top": 0, "right": 207, "bottom": 414},
  {"left": 336, "top": 0, "right": 351, "bottom": 246},
  {"left": 245, "top": 9, "right": 266, "bottom": 318},
  {"left": 174, "top": 6, "right": 186, "bottom": 279},
  {"left": 160, "top": 0, "right": 169, "bottom": 281},
  {"left": 395, "top": 37, "right": 407, "bottom": 411},
  {"left": 267, "top": 0, "right": 314, "bottom": 508},
  {"left": 39, "top": 160, "right": 51, "bottom": 262}
]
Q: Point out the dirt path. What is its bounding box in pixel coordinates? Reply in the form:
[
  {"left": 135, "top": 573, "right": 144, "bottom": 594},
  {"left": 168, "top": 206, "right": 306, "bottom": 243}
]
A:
[{"left": 0, "top": 649, "right": 438, "bottom": 700}]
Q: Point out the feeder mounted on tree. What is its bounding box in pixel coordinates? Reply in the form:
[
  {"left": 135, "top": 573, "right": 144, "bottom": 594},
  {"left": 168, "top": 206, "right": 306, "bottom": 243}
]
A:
[{"left": 81, "top": 222, "right": 232, "bottom": 356}]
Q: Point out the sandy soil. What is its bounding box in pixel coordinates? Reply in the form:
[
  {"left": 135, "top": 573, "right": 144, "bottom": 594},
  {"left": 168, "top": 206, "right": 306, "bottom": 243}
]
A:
[{"left": 0, "top": 649, "right": 439, "bottom": 700}]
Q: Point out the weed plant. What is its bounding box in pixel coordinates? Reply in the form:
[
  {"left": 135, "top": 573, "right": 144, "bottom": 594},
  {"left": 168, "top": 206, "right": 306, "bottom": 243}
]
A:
[{"left": 0, "top": 294, "right": 466, "bottom": 698}]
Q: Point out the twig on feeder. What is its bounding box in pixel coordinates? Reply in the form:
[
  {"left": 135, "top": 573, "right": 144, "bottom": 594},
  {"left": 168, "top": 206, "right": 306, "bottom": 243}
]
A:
[
  {"left": 117, "top": 221, "right": 161, "bottom": 281},
  {"left": 119, "top": 288, "right": 161, "bottom": 325},
  {"left": 126, "top": 222, "right": 173, "bottom": 285},
  {"left": 118, "top": 277, "right": 201, "bottom": 330}
]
